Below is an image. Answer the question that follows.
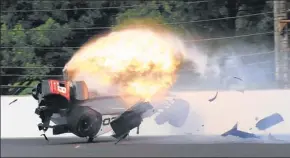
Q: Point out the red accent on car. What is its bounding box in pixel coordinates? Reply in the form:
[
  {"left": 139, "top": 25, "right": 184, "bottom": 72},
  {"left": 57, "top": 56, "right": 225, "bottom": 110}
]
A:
[{"left": 48, "top": 80, "right": 70, "bottom": 100}]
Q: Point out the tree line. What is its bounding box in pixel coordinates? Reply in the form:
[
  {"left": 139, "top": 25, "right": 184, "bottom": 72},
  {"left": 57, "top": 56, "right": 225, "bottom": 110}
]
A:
[{"left": 0, "top": 0, "right": 275, "bottom": 94}]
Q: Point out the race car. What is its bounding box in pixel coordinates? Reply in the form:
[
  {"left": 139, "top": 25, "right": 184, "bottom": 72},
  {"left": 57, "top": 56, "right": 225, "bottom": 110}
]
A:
[{"left": 31, "top": 72, "right": 190, "bottom": 143}]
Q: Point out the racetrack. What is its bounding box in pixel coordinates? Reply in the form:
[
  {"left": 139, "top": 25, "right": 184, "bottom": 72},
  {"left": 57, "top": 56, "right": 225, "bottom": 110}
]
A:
[{"left": 2, "top": 135, "right": 290, "bottom": 157}]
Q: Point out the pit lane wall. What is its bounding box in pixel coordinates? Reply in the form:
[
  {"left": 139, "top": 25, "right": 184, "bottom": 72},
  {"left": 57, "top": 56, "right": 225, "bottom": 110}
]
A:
[{"left": 1, "top": 90, "right": 290, "bottom": 138}]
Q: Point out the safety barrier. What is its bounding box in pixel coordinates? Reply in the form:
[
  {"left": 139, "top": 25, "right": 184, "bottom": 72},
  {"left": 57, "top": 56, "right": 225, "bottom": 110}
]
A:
[{"left": 1, "top": 90, "right": 290, "bottom": 139}]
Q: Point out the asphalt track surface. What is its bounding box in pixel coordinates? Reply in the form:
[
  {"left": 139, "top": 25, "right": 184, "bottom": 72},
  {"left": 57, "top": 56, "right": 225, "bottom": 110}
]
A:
[{"left": 2, "top": 135, "right": 290, "bottom": 157}]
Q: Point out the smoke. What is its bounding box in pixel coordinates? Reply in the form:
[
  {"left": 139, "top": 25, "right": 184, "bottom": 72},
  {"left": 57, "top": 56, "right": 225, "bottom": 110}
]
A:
[
  {"left": 185, "top": 46, "right": 209, "bottom": 78},
  {"left": 173, "top": 40, "right": 276, "bottom": 91},
  {"left": 214, "top": 42, "right": 275, "bottom": 90},
  {"left": 66, "top": 20, "right": 275, "bottom": 95},
  {"left": 166, "top": 40, "right": 277, "bottom": 135}
]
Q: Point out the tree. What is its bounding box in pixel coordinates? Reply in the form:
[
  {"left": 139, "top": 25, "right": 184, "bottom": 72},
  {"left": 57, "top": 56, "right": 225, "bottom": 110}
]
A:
[
  {"left": 0, "top": 0, "right": 275, "bottom": 94},
  {"left": 1, "top": 23, "right": 49, "bottom": 94},
  {"left": 0, "top": 1, "right": 117, "bottom": 93}
]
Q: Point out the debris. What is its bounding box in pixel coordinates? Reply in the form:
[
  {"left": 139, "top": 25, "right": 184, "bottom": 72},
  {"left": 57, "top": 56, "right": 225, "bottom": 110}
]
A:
[
  {"left": 155, "top": 99, "right": 189, "bottom": 127},
  {"left": 256, "top": 113, "right": 284, "bottom": 130},
  {"left": 267, "top": 133, "right": 285, "bottom": 142},
  {"left": 233, "top": 76, "right": 243, "bottom": 81},
  {"left": 221, "top": 123, "right": 260, "bottom": 139},
  {"left": 209, "top": 76, "right": 244, "bottom": 103},
  {"left": 223, "top": 76, "right": 245, "bottom": 93},
  {"left": 167, "top": 99, "right": 190, "bottom": 127},
  {"left": 111, "top": 101, "right": 152, "bottom": 144},
  {"left": 201, "top": 125, "right": 204, "bottom": 127},
  {"left": 208, "top": 91, "right": 218, "bottom": 102},
  {"left": 136, "top": 126, "right": 140, "bottom": 135},
  {"left": 9, "top": 99, "right": 18, "bottom": 105},
  {"left": 255, "top": 117, "right": 259, "bottom": 121},
  {"left": 268, "top": 133, "right": 277, "bottom": 141},
  {"left": 232, "top": 76, "right": 245, "bottom": 93},
  {"left": 155, "top": 112, "right": 168, "bottom": 125},
  {"left": 75, "top": 145, "right": 80, "bottom": 148},
  {"left": 114, "top": 132, "right": 129, "bottom": 145},
  {"left": 41, "top": 133, "right": 49, "bottom": 142},
  {"left": 236, "top": 89, "right": 244, "bottom": 93},
  {"left": 87, "top": 137, "right": 94, "bottom": 143}
]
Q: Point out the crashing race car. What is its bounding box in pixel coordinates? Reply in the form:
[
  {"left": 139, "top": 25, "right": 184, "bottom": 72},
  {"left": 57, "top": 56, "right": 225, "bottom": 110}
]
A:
[{"left": 31, "top": 71, "right": 190, "bottom": 144}]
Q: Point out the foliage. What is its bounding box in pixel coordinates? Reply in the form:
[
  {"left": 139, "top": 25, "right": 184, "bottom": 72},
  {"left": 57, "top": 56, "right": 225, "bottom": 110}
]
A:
[{"left": 0, "top": 0, "right": 274, "bottom": 94}]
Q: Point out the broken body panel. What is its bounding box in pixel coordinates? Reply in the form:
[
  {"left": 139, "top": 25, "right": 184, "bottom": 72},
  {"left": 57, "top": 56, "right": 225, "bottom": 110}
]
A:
[{"left": 221, "top": 123, "right": 260, "bottom": 139}]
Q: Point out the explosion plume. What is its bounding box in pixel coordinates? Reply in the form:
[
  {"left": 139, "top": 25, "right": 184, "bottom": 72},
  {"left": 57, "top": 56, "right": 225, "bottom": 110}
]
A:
[{"left": 64, "top": 20, "right": 187, "bottom": 106}]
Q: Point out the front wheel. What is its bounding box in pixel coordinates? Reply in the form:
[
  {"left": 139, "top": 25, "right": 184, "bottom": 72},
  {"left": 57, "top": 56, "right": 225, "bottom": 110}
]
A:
[{"left": 66, "top": 106, "right": 102, "bottom": 138}]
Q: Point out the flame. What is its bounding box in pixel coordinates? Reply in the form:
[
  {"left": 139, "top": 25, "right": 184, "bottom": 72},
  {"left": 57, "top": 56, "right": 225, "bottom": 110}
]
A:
[{"left": 64, "top": 23, "right": 186, "bottom": 105}]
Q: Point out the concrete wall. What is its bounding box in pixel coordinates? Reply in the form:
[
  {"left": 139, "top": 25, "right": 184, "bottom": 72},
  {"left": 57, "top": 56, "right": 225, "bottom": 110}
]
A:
[
  {"left": 0, "top": 95, "right": 172, "bottom": 138},
  {"left": 170, "top": 90, "right": 290, "bottom": 137},
  {"left": 1, "top": 90, "right": 290, "bottom": 138}
]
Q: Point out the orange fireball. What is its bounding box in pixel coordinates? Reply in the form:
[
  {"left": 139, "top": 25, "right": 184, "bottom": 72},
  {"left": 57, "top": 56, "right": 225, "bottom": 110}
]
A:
[{"left": 64, "top": 22, "right": 186, "bottom": 105}]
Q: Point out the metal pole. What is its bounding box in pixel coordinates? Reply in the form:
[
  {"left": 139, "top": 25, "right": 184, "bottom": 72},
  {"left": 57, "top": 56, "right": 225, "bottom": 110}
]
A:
[{"left": 274, "top": 0, "right": 288, "bottom": 88}]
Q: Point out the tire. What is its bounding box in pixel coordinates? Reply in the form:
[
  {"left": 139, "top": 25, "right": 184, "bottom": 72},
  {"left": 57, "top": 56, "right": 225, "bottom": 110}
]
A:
[
  {"left": 155, "top": 111, "right": 169, "bottom": 125},
  {"left": 167, "top": 99, "right": 190, "bottom": 127},
  {"left": 66, "top": 106, "right": 102, "bottom": 138}
]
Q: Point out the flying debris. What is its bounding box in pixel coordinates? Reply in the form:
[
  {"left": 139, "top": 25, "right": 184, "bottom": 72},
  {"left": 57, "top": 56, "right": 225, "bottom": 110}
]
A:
[
  {"left": 167, "top": 99, "right": 190, "bottom": 127},
  {"left": 9, "top": 99, "right": 18, "bottom": 105},
  {"left": 41, "top": 134, "right": 49, "bottom": 142},
  {"left": 110, "top": 101, "right": 154, "bottom": 145},
  {"left": 208, "top": 91, "right": 218, "bottom": 102},
  {"left": 255, "top": 113, "right": 284, "bottom": 130},
  {"left": 233, "top": 76, "right": 245, "bottom": 93},
  {"left": 209, "top": 76, "right": 244, "bottom": 103},
  {"left": 222, "top": 76, "right": 245, "bottom": 92},
  {"left": 136, "top": 126, "right": 140, "bottom": 134},
  {"left": 267, "top": 133, "right": 286, "bottom": 142},
  {"left": 236, "top": 90, "right": 244, "bottom": 93},
  {"left": 222, "top": 123, "right": 260, "bottom": 139},
  {"left": 268, "top": 133, "right": 277, "bottom": 141},
  {"left": 154, "top": 99, "right": 190, "bottom": 127},
  {"left": 233, "top": 76, "right": 243, "bottom": 81}
]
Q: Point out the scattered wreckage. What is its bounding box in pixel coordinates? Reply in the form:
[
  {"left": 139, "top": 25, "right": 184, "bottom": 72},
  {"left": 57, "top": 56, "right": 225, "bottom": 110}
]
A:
[
  {"left": 28, "top": 67, "right": 285, "bottom": 144},
  {"left": 221, "top": 113, "right": 285, "bottom": 140},
  {"left": 31, "top": 76, "right": 190, "bottom": 144}
]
